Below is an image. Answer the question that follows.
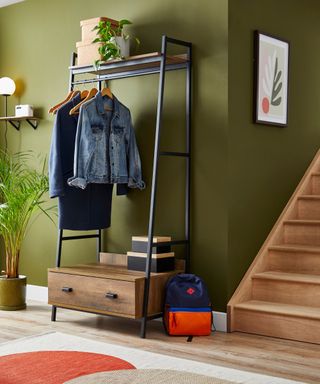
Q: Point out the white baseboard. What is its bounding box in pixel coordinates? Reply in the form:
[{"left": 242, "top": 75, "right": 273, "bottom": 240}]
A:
[
  {"left": 26, "top": 285, "right": 228, "bottom": 332},
  {"left": 213, "top": 311, "right": 227, "bottom": 332},
  {"left": 27, "top": 284, "right": 48, "bottom": 302}
]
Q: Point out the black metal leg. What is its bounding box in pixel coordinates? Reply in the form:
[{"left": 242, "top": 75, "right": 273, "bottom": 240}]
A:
[
  {"left": 56, "top": 229, "right": 63, "bottom": 267},
  {"left": 97, "top": 229, "right": 102, "bottom": 262},
  {"left": 51, "top": 306, "right": 57, "bottom": 322},
  {"left": 140, "top": 35, "right": 168, "bottom": 339},
  {"left": 51, "top": 229, "right": 63, "bottom": 322},
  {"left": 51, "top": 51, "right": 77, "bottom": 323},
  {"left": 185, "top": 45, "right": 192, "bottom": 273}
]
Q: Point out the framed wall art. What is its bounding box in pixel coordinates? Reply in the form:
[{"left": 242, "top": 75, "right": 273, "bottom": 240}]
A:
[{"left": 254, "top": 31, "right": 290, "bottom": 126}]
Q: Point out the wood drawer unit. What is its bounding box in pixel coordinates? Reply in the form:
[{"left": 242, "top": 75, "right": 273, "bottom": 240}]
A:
[
  {"left": 48, "top": 272, "right": 137, "bottom": 317},
  {"left": 48, "top": 261, "right": 180, "bottom": 319}
]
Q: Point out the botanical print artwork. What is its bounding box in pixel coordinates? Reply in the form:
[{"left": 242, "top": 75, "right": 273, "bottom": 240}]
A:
[
  {"left": 261, "top": 50, "right": 283, "bottom": 114},
  {"left": 255, "top": 32, "right": 289, "bottom": 126}
]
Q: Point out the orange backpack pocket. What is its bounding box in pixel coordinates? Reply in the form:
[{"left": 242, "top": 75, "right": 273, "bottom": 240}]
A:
[{"left": 165, "top": 307, "right": 212, "bottom": 336}]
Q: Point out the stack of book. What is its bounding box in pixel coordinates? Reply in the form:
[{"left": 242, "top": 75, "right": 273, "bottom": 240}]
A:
[{"left": 127, "top": 236, "right": 175, "bottom": 272}]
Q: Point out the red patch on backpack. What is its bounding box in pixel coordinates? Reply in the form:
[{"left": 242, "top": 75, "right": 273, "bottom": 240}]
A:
[{"left": 186, "top": 287, "right": 195, "bottom": 295}]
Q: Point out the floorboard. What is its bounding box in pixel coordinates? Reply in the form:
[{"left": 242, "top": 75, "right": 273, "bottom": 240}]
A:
[{"left": 0, "top": 300, "right": 320, "bottom": 383}]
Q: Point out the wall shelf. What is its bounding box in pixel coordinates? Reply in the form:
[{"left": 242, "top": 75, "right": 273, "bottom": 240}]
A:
[{"left": 0, "top": 116, "right": 40, "bottom": 130}]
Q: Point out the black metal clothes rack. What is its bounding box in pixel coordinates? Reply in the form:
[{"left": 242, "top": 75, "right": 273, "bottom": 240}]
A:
[{"left": 51, "top": 35, "right": 192, "bottom": 338}]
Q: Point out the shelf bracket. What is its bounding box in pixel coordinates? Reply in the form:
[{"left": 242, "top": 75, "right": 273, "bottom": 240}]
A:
[
  {"left": 26, "top": 119, "right": 38, "bottom": 129},
  {"left": 1, "top": 118, "right": 39, "bottom": 130},
  {"left": 8, "top": 120, "right": 20, "bottom": 131}
]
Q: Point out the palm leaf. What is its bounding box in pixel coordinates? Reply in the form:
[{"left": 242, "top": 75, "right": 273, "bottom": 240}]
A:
[{"left": 0, "top": 150, "right": 51, "bottom": 278}]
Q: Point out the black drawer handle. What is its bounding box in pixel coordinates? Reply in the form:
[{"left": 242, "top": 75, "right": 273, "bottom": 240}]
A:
[
  {"left": 106, "top": 292, "right": 118, "bottom": 299},
  {"left": 62, "top": 287, "right": 73, "bottom": 293}
]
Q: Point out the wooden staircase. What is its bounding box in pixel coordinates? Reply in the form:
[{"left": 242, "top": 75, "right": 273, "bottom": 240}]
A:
[{"left": 228, "top": 149, "right": 320, "bottom": 344}]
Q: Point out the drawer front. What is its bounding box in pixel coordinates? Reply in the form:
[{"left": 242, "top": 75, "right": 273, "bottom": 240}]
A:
[{"left": 48, "top": 272, "right": 136, "bottom": 316}]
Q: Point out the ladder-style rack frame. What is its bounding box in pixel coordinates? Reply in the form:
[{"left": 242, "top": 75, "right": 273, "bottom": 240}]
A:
[{"left": 51, "top": 35, "right": 192, "bottom": 338}]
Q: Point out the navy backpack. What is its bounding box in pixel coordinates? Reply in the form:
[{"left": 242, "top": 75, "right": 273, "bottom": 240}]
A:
[{"left": 163, "top": 274, "right": 213, "bottom": 336}]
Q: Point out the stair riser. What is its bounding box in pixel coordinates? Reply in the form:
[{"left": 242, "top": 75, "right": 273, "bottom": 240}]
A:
[
  {"left": 268, "top": 250, "right": 320, "bottom": 274},
  {"left": 298, "top": 200, "right": 320, "bottom": 220},
  {"left": 252, "top": 278, "right": 320, "bottom": 307},
  {"left": 284, "top": 223, "right": 320, "bottom": 246},
  {"left": 233, "top": 308, "right": 320, "bottom": 344},
  {"left": 311, "top": 175, "right": 320, "bottom": 195}
]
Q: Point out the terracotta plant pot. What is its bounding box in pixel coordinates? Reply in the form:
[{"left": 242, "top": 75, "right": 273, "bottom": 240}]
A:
[{"left": 0, "top": 275, "right": 27, "bottom": 310}]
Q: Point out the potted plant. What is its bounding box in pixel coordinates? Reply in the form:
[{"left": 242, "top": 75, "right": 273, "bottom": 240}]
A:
[
  {"left": 0, "top": 151, "right": 50, "bottom": 310},
  {"left": 92, "top": 19, "right": 140, "bottom": 67},
  {"left": 112, "top": 19, "right": 140, "bottom": 58}
]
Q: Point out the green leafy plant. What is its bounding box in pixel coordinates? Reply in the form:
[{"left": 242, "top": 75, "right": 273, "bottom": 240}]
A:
[
  {"left": 0, "top": 151, "right": 51, "bottom": 278},
  {"left": 92, "top": 20, "right": 121, "bottom": 63},
  {"left": 92, "top": 19, "right": 140, "bottom": 67},
  {"left": 114, "top": 19, "right": 140, "bottom": 45}
]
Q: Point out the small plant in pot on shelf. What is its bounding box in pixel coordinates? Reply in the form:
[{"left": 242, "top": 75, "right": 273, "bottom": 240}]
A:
[
  {"left": 0, "top": 151, "right": 51, "bottom": 310},
  {"left": 92, "top": 19, "right": 140, "bottom": 67}
]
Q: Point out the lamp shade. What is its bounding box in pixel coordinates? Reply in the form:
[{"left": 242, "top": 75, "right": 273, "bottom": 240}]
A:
[{"left": 0, "top": 77, "right": 16, "bottom": 96}]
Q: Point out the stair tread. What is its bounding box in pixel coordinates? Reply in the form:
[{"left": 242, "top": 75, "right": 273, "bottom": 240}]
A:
[
  {"left": 253, "top": 271, "right": 320, "bottom": 284},
  {"left": 283, "top": 219, "right": 320, "bottom": 225},
  {"left": 235, "top": 300, "right": 320, "bottom": 319},
  {"left": 298, "top": 195, "right": 320, "bottom": 200},
  {"left": 269, "top": 244, "right": 320, "bottom": 253}
]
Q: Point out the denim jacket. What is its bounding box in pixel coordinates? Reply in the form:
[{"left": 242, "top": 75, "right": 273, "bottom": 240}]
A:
[{"left": 68, "top": 92, "right": 145, "bottom": 190}]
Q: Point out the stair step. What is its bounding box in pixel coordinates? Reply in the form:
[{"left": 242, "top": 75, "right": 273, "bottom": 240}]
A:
[
  {"left": 236, "top": 300, "right": 320, "bottom": 320},
  {"left": 252, "top": 271, "right": 320, "bottom": 306},
  {"left": 298, "top": 195, "right": 320, "bottom": 200},
  {"left": 253, "top": 271, "right": 320, "bottom": 284},
  {"left": 297, "top": 195, "right": 320, "bottom": 219},
  {"left": 283, "top": 219, "right": 320, "bottom": 246},
  {"left": 269, "top": 244, "right": 320, "bottom": 253},
  {"left": 268, "top": 245, "right": 320, "bottom": 274},
  {"left": 284, "top": 219, "right": 320, "bottom": 225},
  {"left": 233, "top": 300, "right": 320, "bottom": 343}
]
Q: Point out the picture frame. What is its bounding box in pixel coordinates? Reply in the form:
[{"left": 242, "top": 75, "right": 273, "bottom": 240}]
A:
[{"left": 254, "top": 31, "right": 290, "bottom": 126}]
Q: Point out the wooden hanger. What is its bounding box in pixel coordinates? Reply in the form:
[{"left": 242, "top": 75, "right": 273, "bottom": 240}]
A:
[
  {"left": 69, "top": 88, "right": 98, "bottom": 115},
  {"left": 59, "top": 90, "right": 88, "bottom": 115},
  {"left": 53, "top": 90, "right": 81, "bottom": 114},
  {"left": 49, "top": 90, "right": 80, "bottom": 114},
  {"left": 101, "top": 87, "right": 113, "bottom": 112},
  {"left": 81, "top": 90, "right": 89, "bottom": 99},
  {"left": 101, "top": 87, "right": 113, "bottom": 99}
]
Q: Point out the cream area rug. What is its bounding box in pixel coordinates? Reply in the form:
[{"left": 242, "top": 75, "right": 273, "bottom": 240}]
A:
[
  {"left": 0, "top": 332, "right": 304, "bottom": 384},
  {"left": 65, "top": 369, "right": 232, "bottom": 383}
]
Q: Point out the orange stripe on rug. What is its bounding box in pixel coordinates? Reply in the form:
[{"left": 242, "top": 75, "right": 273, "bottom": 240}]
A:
[{"left": 0, "top": 350, "right": 135, "bottom": 384}]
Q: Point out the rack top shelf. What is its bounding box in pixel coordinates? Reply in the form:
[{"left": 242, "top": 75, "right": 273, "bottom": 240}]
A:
[{"left": 70, "top": 52, "right": 189, "bottom": 78}]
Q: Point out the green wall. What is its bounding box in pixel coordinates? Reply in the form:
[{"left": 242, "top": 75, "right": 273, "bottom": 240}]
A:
[
  {"left": 2, "top": 0, "right": 320, "bottom": 312},
  {"left": 0, "top": 0, "right": 228, "bottom": 310},
  {"left": 228, "top": 0, "right": 320, "bottom": 297}
]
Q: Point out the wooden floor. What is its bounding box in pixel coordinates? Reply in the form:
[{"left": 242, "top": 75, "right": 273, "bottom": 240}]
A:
[{"left": 1, "top": 301, "right": 320, "bottom": 383}]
